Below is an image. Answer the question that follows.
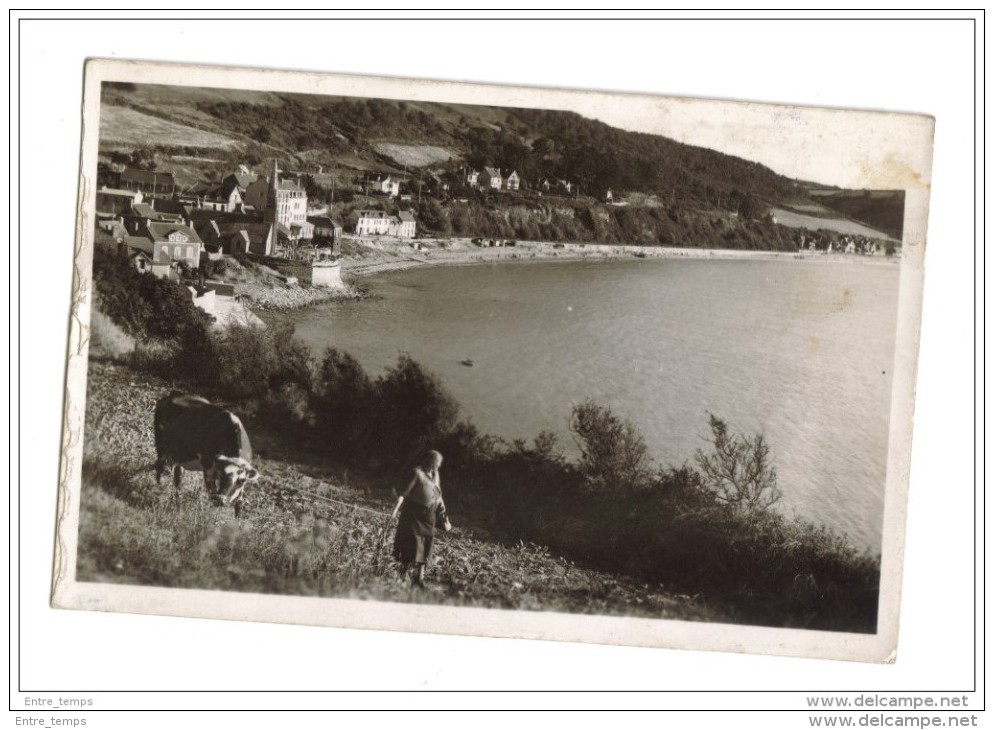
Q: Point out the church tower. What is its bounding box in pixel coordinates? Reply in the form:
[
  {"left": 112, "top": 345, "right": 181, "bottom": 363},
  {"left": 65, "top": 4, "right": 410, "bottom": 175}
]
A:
[{"left": 266, "top": 158, "right": 279, "bottom": 225}]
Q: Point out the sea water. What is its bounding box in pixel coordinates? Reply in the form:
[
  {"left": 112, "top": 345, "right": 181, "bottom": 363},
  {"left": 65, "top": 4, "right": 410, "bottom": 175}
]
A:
[{"left": 277, "top": 257, "right": 900, "bottom": 552}]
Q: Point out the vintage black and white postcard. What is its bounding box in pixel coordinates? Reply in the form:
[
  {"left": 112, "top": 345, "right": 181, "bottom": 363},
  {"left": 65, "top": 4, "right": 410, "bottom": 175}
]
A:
[{"left": 53, "top": 58, "right": 934, "bottom": 663}]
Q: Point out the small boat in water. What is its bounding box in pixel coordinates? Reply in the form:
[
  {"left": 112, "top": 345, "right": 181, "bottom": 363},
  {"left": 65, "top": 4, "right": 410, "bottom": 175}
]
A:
[{"left": 461, "top": 359, "right": 474, "bottom": 367}]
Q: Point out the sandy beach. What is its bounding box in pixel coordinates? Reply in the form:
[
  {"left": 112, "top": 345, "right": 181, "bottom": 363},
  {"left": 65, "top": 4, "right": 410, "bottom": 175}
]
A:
[{"left": 338, "top": 236, "right": 901, "bottom": 280}]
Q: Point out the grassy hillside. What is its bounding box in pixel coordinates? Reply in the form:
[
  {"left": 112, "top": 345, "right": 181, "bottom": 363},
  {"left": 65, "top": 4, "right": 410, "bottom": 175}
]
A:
[
  {"left": 80, "top": 361, "right": 719, "bottom": 620},
  {"left": 99, "top": 105, "right": 244, "bottom": 150},
  {"left": 86, "top": 245, "right": 882, "bottom": 632}
]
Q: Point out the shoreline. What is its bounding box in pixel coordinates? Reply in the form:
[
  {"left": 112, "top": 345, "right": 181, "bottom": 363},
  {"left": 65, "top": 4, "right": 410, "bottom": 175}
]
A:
[
  {"left": 245, "top": 237, "right": 900, "bottom": 312},
  {"left": 339, "top": 237, "right": 901, "bottom": 279}
]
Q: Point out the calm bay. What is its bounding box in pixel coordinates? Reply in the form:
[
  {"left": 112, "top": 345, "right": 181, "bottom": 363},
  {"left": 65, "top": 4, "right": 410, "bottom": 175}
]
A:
[{"left": 273, "top": 257, "right": 900, "bottom": 552}]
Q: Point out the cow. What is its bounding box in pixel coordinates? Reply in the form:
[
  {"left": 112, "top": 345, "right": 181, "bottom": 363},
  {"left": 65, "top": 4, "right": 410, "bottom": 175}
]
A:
[{"left": 153, "top": 391, "right": 259, "bottom": 517}]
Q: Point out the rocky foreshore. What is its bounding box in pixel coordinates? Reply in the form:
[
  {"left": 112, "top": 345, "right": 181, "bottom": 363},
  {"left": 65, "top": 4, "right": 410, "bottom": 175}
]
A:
[{"left": 237, "top": 280, "right": 368, "bottom": 312}]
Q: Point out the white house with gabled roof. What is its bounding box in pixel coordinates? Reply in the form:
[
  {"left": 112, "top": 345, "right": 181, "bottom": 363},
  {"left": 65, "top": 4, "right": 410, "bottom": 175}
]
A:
[
  {"left": 355, "top": 210, "right": 393, "bottom": 235},
  {"left": 393, "top": 211, "right": 416, "bottom": 238},
  {"left": 369, "top": 175, "right": 401, "bottom": 198},
  {"left": 479, "top": 167, "right": 502, "bottom": 190}
]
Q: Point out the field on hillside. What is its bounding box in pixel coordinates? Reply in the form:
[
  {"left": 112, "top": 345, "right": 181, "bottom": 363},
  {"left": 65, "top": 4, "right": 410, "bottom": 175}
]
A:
[
  {"left": 77, "top": 361, "right": 718, "bottom": 621},
  {"left": 100, "top": 105, "right": 243, "bottom": 149},
  {"left": 372, "top": 142, "right": 462, "bottom": 167},
  {"left": 769, "top": 207, "right": 896, "bottom": 240},
  {"left": 782, "top": 202, "right": 836, "bottom": 215}
]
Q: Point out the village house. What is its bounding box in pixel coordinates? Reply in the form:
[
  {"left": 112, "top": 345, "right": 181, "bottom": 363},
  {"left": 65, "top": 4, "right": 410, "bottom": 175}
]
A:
[
  {"left": 465, "top": 169, "right": 479, "bottom": 187},
  {"left": 97, "top": 218, "right": 128, "bottom": 240},
  {"left": 504, "top": 170, "right": 521, "bottom": 192},
  {"left": 96, "top": 187, "right": 143, "bottom": 217},
  {"left": 242, "top": 176, "right": 268, "bottom": 211},
  {"left": 152, "top": 198, "right": 191, "bottom": 217},
  {"left": 195, "top": 216, "right": 265, "bottom": 257},
  {"left": 119, "top": 168, "right": 176, "bottom": 198},
  {"left": 212, "top": 165, "right": 261, "bottom": 210},
  {"left": 126, "top": 221, "right": 205, "bottom": 278},
  {"left": 178, "top": 178, "right": 244, "bottom": 213},
  {"left": 184, "top": 208, "right": 255, "bottom": 226},
  {"left": 426, "top": 172, "right": 449, "bottom": 196},
  {"left": 308, "top": 215, "right": 343, "bottom": 246},
  {"left": 195, "top": 219, "right": 222, "bottom": 248},
  {"left": 127, "top": 202, "right": 186, "bottom": 227},
  {"left": 226, "top": 229, "right": 252, "bottom": 256},
  {"left": 354, "top": 210, "right": 393, "bottom": 235},
  {"left": 214, "top": 221, "right": 276, "bottom": 256},
  {"left": 393, "top": 210, "right": 417, "bottom": 238},
  {"left": 368, "top": 175, "right": 401, "bottom": 198},
  {"left": 353, "top": 209, "right": 417, "bottom": 238},
  {"left": 478, "top": 167, "right": 502, "bottom": 191},
  {"left": 148, "top": 222, "right": 204, "bottom": 269},
  {"left": 213, "top": 178, "right": 245, "bottom": 212},
  {"left": 224, "top": 165, "right": 259, "bottom": 193},
  {"left": 128, "top": 248, "right": 154, "bottom": 274},
  {"left": 183, "top": 166, "right": 259, "bottom": 212}
]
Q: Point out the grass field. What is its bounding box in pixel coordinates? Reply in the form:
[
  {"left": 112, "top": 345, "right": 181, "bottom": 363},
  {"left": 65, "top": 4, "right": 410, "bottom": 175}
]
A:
[
  {"left": 769, "top": 207, "right": 896, "bottom": 240},
  {"left": 372, "top": 142, "right": 462, "bottom": 168},
  {"left": 100, "top": 105, "right": 243, "bottom": 149}
]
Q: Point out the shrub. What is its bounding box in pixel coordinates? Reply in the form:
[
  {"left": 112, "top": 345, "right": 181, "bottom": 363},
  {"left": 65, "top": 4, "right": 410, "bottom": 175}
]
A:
[
  {"left": 569, "top": 401, "right": 652, "bottom": 493},
  {"left": 205, "top": 322, "right": 314, "bottom": 401},
  {"left": 92, "top": 247, "right": 153, "bottom": 337},
  {"left": 312, "top": 348, "right": 376, "bottom": 457},
  {"left": 270, "top": 324, "right": 315, "bottom": 394},
  {"left": 436, "top": 419, "right": 498, "bottom": 474},
  {"left": 260, "top": 382, "right": 313, "bottom": 432},
  {"left": 200, "top": 257, "right": 226, "bottom": 279},
  {"left": 174, "top": 324, "right": 218, "bottom": 383},
  {"left": 372, "top": 354, "right": 460, "bottom": 464},
  {"left": 417, "top": 200, "right": 451, "bottom": 234},
  {"left": 693, "top": 414, "right": 782, "bottom": 514},
  {"left": 252, "top": 125, "right": 271, "bottom": 143},
  {"left": 92, "top": 245, "right": 214, "bottom": 345},
  {"left": 135, "top": 274, "right": 214, "bottom": 342}
]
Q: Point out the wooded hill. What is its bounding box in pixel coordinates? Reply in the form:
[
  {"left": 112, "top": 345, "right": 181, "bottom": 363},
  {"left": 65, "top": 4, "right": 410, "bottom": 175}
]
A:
[
  {"left": 100, "top": 83, "right": 900, "bottom": 244},
  {"left": 194, "top": 95, "right": 800, "bottom": 209},
  {"left": 104, "top": 85, "right": 796, "bottom": 201}
]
